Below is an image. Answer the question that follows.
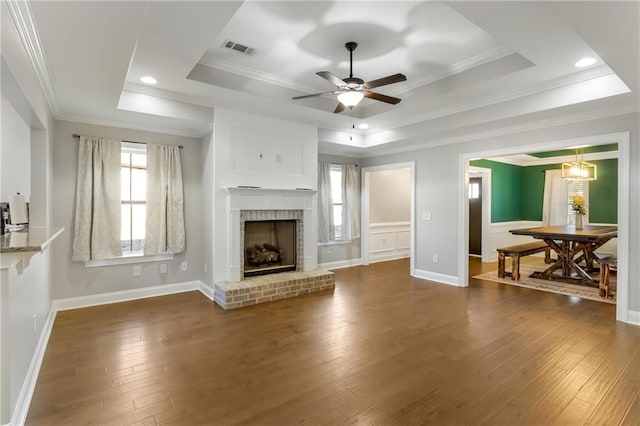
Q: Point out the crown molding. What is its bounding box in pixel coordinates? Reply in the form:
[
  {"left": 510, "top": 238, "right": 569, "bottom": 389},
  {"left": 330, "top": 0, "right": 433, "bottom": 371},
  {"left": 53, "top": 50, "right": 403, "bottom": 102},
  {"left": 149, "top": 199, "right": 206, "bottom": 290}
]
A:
[
  {"left": 55, "top": 114, "right": 204, "bottom": 139},
  {"left": 4, "top": 0, "right": 60, "bottom": 116},
  {"left": 489, "top": 150, "right": 619, "bottom": 167},
  {"left": 359, "top": 103, "right": 639, "bottom": 157},
  {"left": 198, "top": 56, "right": 315, "bottom": 94},
  {"left": 201, "top": 46, "right": 514, "bottom": 99},
  {"left": 387, "top": 46, "right": 515, "bottom": 96},
  {"left": 123, "top": 82, "right": 219, "bottom": 108},
  {"left": 369, "top": 65, "right": 616, "bottom": 133}
]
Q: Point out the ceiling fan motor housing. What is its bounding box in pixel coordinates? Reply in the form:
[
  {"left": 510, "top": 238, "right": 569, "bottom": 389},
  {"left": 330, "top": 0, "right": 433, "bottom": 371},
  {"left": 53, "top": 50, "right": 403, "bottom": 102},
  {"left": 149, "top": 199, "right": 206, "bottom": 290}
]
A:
[{"left": 343, "top": 77, "right": 365, "bottom": 89}]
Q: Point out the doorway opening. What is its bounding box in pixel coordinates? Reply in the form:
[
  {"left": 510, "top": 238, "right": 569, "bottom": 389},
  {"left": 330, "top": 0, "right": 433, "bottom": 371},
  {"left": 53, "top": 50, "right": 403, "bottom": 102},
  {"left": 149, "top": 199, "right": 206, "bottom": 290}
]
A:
[
  {"left": 458, "top": 132, "right": 629, "bottom": 322},
  {"left": 361, "top": 162, "right": 415, "bottom": 273}
]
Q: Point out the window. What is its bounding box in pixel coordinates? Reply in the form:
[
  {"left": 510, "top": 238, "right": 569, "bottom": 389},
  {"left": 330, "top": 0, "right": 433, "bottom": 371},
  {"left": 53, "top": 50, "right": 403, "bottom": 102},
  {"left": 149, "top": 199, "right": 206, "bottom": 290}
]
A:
[
  {"left": 330, "top": 165, "right": 343, "bottom": 240},
  {"left": 567, "top": 180, "right": 588, "bottom": 225},
  {"left": 468, "top": 182, "right": 480, "bottom": 199},
  {"left": 121, "top": 144, "right": 146, "bottom": 254}
]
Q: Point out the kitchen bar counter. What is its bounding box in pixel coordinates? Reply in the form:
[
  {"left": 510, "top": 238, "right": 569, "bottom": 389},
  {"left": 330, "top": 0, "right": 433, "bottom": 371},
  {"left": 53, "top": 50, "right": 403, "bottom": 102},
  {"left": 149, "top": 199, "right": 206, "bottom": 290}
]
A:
[
  {"left": 0, "top": 227, "right": 64, "bottom": 254},
  {"left": 0, "top": 227, "right": 64, "bottom": 270}
]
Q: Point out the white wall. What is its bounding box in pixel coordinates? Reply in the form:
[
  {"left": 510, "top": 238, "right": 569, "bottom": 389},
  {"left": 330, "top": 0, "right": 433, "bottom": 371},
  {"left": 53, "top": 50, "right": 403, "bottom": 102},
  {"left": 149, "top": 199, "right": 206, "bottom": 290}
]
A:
[
  {"left": 51, "top": 120, "right": 205, "bottom": 299},
  {"left": 211, "top": 109, "right": 318, "bottom": 283},
  {"left": 1, "top": 5, "right": 56, "bottom": 422},
  {"left": 1, "top": 96, "right": 30, "bottom": 204},
  {"left": 200, "top": 131, "right": 214, "bottom": 288},
  {"left": 362, "top": 112, "right": 640, "bottom": 314},
  {"left": 369, "top": 168, "right": 411, "bottom": 223}
]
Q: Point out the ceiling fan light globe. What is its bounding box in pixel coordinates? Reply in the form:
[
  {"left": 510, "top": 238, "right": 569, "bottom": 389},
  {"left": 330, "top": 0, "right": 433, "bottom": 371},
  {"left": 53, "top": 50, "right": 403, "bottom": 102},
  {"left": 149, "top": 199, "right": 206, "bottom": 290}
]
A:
[{"left": 337, "top": 91, "right": 364, "bottom": 107}]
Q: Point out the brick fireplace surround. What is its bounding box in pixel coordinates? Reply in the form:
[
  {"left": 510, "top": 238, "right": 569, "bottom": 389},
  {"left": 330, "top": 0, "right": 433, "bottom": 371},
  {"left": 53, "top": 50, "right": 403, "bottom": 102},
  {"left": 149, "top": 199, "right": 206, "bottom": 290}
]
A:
[{"left": 214, "top": 188, "right": 335, "bottom": 309}]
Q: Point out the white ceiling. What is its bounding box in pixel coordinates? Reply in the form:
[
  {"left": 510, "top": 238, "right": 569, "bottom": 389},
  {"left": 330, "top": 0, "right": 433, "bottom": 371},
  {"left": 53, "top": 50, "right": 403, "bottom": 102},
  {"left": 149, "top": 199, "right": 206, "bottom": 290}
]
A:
[{"left": 21, "top": 1, "right": 640, "bottom": 156}]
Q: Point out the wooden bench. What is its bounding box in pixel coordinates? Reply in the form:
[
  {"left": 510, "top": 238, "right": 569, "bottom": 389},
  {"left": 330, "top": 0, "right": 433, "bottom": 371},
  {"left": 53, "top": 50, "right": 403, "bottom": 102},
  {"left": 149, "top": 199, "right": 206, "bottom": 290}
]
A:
[
  {"left": 497, "top": 241, "right": 551, "bottom": 281},
  {"left": 594, "top": 253, "right": 617, "bottom": 299}
]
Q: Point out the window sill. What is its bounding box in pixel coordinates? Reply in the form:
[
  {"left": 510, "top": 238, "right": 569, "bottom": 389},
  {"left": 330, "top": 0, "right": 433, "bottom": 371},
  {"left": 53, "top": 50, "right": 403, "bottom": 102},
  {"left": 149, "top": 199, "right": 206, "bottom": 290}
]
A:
[
  {"left": 317, "top": 238, "right": 359, "bottom": 247},
  {"left": 85, "top": 253, "right": 174, "bottom": 268}
]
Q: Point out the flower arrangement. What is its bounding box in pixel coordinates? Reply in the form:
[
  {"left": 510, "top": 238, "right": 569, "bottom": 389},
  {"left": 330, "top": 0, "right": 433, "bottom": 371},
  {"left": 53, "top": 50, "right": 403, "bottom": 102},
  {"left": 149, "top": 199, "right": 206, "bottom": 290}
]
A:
[{"left": 571, "top": 194, "right": 587, "bottom": 215}]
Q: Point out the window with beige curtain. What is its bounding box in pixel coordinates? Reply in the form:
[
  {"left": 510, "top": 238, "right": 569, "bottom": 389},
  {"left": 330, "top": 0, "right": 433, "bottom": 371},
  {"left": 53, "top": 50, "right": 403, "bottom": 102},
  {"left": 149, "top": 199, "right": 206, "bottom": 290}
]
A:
[
  {"left": 318, "top": 162, "right": 360, "bottom": 242},
  {"left": 73, "top": 137, "right": 185, "bottom": 262}
]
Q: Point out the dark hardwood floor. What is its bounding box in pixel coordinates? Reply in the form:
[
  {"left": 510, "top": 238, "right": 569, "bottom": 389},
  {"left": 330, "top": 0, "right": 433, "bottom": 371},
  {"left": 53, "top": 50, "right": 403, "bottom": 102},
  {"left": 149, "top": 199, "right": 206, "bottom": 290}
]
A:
[{"left": 27, "top": 258, "right": 639, "bottom": 425}]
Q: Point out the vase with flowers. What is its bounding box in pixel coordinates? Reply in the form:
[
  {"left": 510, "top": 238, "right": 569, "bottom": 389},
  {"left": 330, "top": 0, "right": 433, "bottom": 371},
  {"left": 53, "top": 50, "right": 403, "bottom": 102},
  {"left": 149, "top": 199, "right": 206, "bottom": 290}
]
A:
[{"left": 571, "top": 194, "right": 587, "bottom": 230}]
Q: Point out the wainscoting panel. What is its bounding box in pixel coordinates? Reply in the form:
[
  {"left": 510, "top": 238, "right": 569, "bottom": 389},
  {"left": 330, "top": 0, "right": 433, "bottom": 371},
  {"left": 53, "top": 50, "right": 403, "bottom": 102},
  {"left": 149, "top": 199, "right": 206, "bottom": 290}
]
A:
[
  {"left": 488, "top": 221, "right": 543, "bottom": 262},
  {"left": 369, "top": 222, "right": 411, "bottom": 263}
]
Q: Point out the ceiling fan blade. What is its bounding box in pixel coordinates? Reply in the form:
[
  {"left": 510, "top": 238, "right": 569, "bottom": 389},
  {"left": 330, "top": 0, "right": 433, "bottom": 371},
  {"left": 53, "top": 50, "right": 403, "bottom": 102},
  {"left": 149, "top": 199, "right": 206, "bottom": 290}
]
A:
[
  {"left": 364, "top": 91, "right": 402, "bottom": 105},
  {"left": 364, "top": 73, "right": 407, "bottom": 89},
  {"left": 317, "top": 71, "right": 347, "bottom": 87},
  {"left": 333, "top": 103, "right": 345, "bottom": 113},
  {"left": 292, "top": 91, "right": 336, "bottom": 100}
]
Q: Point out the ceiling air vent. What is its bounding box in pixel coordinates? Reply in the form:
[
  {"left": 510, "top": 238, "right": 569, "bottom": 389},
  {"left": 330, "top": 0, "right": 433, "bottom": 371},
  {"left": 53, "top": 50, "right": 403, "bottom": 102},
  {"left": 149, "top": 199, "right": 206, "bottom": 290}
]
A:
[{"left": 222, "top": 39, "right": 255, "bottom": 56}]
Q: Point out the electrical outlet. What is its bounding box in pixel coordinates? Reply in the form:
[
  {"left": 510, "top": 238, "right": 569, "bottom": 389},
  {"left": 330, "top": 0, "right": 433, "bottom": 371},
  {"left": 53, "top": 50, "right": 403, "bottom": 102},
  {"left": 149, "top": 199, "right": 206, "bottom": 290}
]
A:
[
  {"left": 204, "top": 263, "right": 207, "bottom": 273},
  {"left": 133, "top": 265, "right": 141, "bottom": 276},
  {"left": 327, "top": 247, "right": 333, "bottom": 255},
  {"left": 432, "top": 254, "right": 439, "bottom": 263},
  {"left": 160, "top": 263, "right": 167, "bottom": 274},
  {"left": 32, "top": 314, "right": 37, "bottom": 332},
  {"left": 181, "top": 261, "right": 188, "bottom": 271},
  {"left": 422, "top": 212, "right": 432, "bottom": 221}
]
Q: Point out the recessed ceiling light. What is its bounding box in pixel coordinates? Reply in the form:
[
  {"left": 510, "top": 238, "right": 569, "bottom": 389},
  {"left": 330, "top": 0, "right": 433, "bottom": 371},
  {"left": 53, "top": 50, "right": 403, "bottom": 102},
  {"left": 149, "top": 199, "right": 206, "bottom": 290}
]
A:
[
  {"left": 574, "top": 57, "right": 596, "bottom": 68},
  {"left": 358, "top": 123, "right": 369, "bottom": 129},
  {"left": 140, "top": 76, "right": 157, "bottom": 85}
]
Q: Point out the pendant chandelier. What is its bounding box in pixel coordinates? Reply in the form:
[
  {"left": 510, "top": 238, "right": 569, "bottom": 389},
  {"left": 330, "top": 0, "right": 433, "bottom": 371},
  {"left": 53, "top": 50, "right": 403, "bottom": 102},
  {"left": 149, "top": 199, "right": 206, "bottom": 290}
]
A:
[{"left": 561, "top": 150, "right": 597, "bottom": 181}]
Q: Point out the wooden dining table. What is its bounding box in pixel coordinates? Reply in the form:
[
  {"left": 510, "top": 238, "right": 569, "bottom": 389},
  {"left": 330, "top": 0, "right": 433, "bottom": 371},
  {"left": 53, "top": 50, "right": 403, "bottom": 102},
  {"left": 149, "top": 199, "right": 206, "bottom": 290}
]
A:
[{"left": 509, "top": 225, "right": 617, "bottom": 286}]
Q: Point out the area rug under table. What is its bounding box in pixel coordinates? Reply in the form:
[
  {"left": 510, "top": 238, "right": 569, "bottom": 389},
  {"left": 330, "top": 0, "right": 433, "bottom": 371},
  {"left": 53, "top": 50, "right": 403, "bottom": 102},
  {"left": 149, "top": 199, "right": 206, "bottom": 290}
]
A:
[{"left": 473, "top": 257, "right": 616, "bottom": 304}]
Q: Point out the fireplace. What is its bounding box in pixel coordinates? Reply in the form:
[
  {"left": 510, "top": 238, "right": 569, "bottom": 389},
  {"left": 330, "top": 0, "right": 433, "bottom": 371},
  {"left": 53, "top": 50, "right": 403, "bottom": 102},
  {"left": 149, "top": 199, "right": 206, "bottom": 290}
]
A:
[
  {"left": 214, "top": 189, "right": 332, "bottom": 309},
  {"left": 243, "top": 220, "right": 297, "bottom": 277},
  {"left": 239, "top": 209, "right": 304, "bottom": 279}
]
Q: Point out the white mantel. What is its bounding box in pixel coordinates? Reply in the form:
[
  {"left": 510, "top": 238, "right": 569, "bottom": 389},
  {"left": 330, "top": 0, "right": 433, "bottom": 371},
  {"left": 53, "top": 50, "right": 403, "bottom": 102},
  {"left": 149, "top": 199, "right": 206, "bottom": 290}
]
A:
[{"left": 218, "top": 187, "right": 318, "bottom": 283}]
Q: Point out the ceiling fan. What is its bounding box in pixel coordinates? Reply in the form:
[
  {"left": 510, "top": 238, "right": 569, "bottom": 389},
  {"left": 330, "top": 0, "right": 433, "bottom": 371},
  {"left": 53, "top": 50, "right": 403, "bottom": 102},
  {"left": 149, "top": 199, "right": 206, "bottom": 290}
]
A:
[{"left": 292, "top": 41, "right": 407, "bottom": 113}]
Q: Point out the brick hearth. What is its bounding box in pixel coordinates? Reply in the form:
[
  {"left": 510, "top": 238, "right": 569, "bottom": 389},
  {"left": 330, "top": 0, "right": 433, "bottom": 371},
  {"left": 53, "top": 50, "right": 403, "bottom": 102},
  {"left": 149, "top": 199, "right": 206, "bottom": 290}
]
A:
[{"left": 214, "top": 270, "right": 335, "bottom": 310}]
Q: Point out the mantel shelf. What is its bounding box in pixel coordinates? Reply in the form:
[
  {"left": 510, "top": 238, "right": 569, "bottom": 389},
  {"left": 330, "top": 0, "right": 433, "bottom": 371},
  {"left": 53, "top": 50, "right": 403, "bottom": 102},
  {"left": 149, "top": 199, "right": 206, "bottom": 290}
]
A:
[{"left": 225, "top": 187, "right": 317, "bottom": 196}]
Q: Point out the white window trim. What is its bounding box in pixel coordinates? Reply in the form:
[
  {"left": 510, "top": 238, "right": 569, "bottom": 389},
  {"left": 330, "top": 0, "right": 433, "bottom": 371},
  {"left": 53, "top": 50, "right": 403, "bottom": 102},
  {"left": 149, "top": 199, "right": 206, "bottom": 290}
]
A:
[
  {"left": 85, "top": 253, "right": 173, "bottom": 268},
  {"left": 317, "top": 239, "right": 358, "bottom": 247}
]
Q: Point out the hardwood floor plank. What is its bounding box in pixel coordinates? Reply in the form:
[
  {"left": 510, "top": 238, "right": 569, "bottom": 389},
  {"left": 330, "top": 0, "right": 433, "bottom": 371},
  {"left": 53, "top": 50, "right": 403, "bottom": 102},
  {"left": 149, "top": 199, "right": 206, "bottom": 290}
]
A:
[{"left": 25, "top": 258, "right": 639, "bottom": 425}]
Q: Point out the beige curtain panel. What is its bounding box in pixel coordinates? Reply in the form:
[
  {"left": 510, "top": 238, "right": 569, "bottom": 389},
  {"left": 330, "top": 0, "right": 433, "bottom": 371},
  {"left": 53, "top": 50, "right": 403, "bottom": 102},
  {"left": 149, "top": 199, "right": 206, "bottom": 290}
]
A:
[
  {"left": 144, "top": 144, "right": 186, "bottom": 255},
  {"left": 342, "top": 164, "right": 360, "bottom": 240},
  {"left": 542, "top": 169, "right": 569, "bottom": 226},
  {"left": 72, "top": 136, "right": 122, "bottom": 261},
  {"left": 317, "top": 162, "right": 334, "bottom": 243}
]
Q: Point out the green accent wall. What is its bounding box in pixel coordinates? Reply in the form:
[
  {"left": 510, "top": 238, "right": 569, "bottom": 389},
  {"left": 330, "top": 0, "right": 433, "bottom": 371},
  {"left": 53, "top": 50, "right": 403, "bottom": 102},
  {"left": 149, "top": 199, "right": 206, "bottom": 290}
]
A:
[
  {"left": 470, "top": 159, "right": 522, "bottom": 222},
  {"left": 470, "top": 158, "right": 618, "bottom": 224}
]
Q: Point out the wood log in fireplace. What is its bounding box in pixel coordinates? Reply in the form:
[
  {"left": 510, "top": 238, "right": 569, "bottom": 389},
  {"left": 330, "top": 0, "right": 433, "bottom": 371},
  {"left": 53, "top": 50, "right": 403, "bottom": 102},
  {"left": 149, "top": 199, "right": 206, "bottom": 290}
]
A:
[{"left": 246, "top": 243, "right": 285, "bottom": 267}]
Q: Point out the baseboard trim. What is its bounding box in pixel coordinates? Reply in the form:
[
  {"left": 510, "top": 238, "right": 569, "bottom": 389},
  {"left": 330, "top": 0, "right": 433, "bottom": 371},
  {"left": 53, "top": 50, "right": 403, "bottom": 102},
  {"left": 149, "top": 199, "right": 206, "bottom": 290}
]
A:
[
  {"left": 52, "top": 281, "right": 205, "bottom": 311},
  {"left": 627, "top": 310, "right": 640, "bottom": 326},
  {"left": 412, "top": 269, "right": 461, "bottom": 287},
  {"left": 369, "top": 252, "right": 410, "bottom": 264},
  {"left": 11, "top": 306, "right": 57, "bottom": 426},
  {"left": 318, "top": 258, "right": 362, "bottom": 270},
  {"left": 198, "top": 282, "right": 215, "bottom": 301}
]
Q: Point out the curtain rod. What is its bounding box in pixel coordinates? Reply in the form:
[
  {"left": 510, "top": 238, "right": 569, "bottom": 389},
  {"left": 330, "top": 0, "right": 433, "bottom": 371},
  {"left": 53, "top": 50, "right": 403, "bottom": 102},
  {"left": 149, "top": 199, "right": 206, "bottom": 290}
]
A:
[{"left": 73, "top": 133, "right": 183, "bottom": 149}]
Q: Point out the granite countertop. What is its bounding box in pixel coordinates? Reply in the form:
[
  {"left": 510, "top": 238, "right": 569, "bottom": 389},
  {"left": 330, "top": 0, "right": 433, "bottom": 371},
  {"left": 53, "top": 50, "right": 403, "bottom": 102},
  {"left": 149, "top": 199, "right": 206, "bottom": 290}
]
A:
[{"left": 0, "top": 227, "right": 64, "bottom": 254}]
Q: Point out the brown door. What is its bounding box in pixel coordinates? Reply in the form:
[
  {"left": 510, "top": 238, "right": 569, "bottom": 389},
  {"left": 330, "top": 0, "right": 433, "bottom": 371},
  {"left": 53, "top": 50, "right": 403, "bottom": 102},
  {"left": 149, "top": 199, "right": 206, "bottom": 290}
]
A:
[{"left": 469, "top": 177, "right": 482, "bottom": 255}]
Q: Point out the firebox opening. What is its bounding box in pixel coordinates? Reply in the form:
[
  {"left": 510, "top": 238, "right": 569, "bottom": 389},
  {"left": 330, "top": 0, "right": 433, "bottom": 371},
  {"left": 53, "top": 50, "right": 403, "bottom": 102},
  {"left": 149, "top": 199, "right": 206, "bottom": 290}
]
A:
[{"left": 243, "top": 220, "right": 297, "bottom": 278}]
